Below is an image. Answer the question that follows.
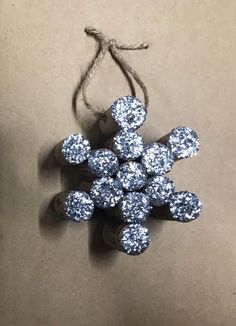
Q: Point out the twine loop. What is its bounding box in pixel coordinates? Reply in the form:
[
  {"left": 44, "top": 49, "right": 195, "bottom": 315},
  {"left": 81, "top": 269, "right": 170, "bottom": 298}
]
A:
[{"left": 80, "top": 26, "right": 149, "bottom": 118}]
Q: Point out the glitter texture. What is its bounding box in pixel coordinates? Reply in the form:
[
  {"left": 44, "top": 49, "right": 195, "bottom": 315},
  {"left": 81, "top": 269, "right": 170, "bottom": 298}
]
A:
[
  {"left": 119, "top": 192, "right": 152, "bottom": 223},
  {"left": 90, "top": 177, "right": 123, "bottom": 208},
  {"left": 113, "top": 129, "right": 144, "bottom": 160},
  {"left": 88, "top": 149, "right": 119, "bottom": 177},
  {"left": 120, "top": 224, "right": 150, "bottom": 255},
  {"left": 141, "top": 143, "right": 174, "bottom": 176},
  {"left": 169, "top": 191, "right": 202, "bottom": 222},
  {"left": 62, "top": 134, "right": 91, "bottom": 164},
  {"left": 144, "top": 176, "right": 175, "bottom": 206},
  {"left": 64, "top": 191, "right": 94, "bottom": 222},
  {"left": 168, "top": 126, "right": 199, "bottom": 159},
  {"left": 54, "top": 93, "right": 202, "bottom": 256},
  {"left": 111, "top": 96, "right": 147, "bottom": 130},
  {"left": 116, "top": 162, "right": 147, "bottom": 191}
]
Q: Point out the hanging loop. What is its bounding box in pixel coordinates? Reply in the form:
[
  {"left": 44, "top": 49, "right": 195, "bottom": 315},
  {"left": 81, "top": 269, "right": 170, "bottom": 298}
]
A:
[{"left": 80, "top": 26, "right": 149, "bottom": 118}]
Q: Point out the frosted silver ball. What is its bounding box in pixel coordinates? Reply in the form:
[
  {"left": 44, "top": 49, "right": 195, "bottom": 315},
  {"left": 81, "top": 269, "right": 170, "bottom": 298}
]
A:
[
  {"left": 111, "top": 96, "right": 147, "bottom": 130},
  {"left": 119, "top": 192, "right": 152, "bottom": 223},
  {"left": 90, "top": 177, "right": 123, "bottom": 209},
  {"left": 120, "top": 224, "right": 151, "bottom": 255},
  {"left": 64, "top": 191, "right": 94, "bottom": 222},
  {"left": 62, "top": 134, "right": 91, "bottom": 164},
  {"left": 144, "top": 176, "right": 175, "bottom": 206},
  {"left": 168, "top": 126, "right": 199, "bottom": 159},
  {"left": 116, "top": 162, "right": 147, "bottom": 191},
  {"left": 169, "top": 191, "right": 202, "bottom": 222},
  {"left": 88, "top": 149, "right": 119, "bottom": 177},
  {"left": 113, "top": 129, "right": 144, "bottom": 160},
  {"left": 141, "top": 143, "right": 174, "bottom": 176}
]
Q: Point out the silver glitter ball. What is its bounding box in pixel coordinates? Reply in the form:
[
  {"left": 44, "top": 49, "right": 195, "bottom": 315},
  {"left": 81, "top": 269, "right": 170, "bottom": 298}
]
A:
[
  {"left": 119, "top": 192, "right": 152, "bottom": 223},
  {"left": 111, "top": 96, "right": 147, "bottom": 130},
  {"left": 169, "top": 191, "right": 202, "bottom": 222},
  {"left": 62, "top": 134, "right": 91, "bottom": 164},
  {"left": 88, "top": 149, "right": 119, "bottom": 178},
  {"left": 167, "top": 126, "right": 199, "bottom": 159},
  {"left": 144, "top": 176, "right": 175, "bottom": 206},
  {"left": 120, "top": 224, "right": 151, "bottom": 255},
  {"left": 116, "top": 162, "right": 147, "bottom": 191},
  {"left": 113, "top": 129, "right": 144, "bottom": 160},
  {"left": 64, "top": 191, "right": 94, "bottom": 222},
  {"left": 141, "top": 143, "right": 174, "bottom": 176},
  {"left": 90, "top": 177, "right": 124, "bottom": 209}
]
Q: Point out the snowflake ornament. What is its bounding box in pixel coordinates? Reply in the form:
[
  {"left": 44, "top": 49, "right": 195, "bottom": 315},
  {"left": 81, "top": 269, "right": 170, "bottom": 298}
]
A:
[{"left": 53, "top": 96, "right": 202, "bottom": 256}]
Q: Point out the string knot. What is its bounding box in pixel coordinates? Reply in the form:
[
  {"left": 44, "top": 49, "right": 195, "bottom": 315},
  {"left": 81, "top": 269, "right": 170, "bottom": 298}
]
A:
[{"left": 106, "top": 38, "right": 116, "bottom": 49}]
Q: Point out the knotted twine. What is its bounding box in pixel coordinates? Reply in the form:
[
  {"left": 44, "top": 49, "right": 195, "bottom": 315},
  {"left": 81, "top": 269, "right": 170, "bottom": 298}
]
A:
[{"left": 78, "top": 26, "right": 149, "bottom": 119}]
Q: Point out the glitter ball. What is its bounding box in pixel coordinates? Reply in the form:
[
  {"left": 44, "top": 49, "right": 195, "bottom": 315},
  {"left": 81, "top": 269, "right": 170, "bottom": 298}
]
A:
[
  {"left": 120, "top": 224, "right": 151, "bottom": 255},
  {"left": 90, "top": 177, "right": 123, "bottom": 208},
  {"left": 88, "top": 149, "right": 119, "bottom": 178},
  {"left": 64, "top": 191, "right": 94, "bottom": 222},
  {"left": 62, "top": 134, "right": 91, "bottom": 164},
  {"left": 119, "top": 192, "right": 152, "bottom": 223},
  {"left": 113, "top": 129, "right": 144, "bottom": 160},
  {"left": 144, "top": 176, "right": 175, "bottom": 206},
  {"left": 111, "top": 96, "right": 147, "bottom": 130},
  {"left": 169, "top": 191, "right": 202, "bottom": 222},
  {"left": 167, "top": 126, "right": 199, "bottom": 159},
  {"left": 116, "top": 162, "right": 147, "bottom": 191},
  {"left": 141, "top": 143, "right": 174, "bottom": 176}
]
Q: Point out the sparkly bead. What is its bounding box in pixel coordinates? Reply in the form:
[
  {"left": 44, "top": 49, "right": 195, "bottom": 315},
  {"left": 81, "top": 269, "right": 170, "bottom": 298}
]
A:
[
  {"left": 53, "top": 191, "right": 94, "bottom": 222},
  {"left": 113, "top": 129, "right": 144, "bottom": 160},
  {"left": 111, "top": 96, "right": 147, "bottom": 130},
  {"left": 144, "top": 176, "right": 175, "bottom": 206},
  {"left": 90, "top": 177, "right": 123, "bottom": 209},
  {"left": 88, "top": 149, "right": 119, "bottom": 178},
  {"left": 116, "top": 162, "right": 147, "bottom": 191},
  {"left": 120, "top": 224, "right": 151, "bottom": 255},
  {"left": 119, "top": 192, "right": 152, "bottom": 223},
  {"left": 103, "top": 223, "right": 151, "bottom": 255},
  {"left": 167, "top": 126, "right": 199, "bottom": 159},
  {"left": 55, "top": 134, "right": 91, "bottom": 165},
  {"left": 169, "top": 191, "right": 202, "bottom": 222},
  {"left": 141, "top": 143, "right": 174, "bottom": 176}
]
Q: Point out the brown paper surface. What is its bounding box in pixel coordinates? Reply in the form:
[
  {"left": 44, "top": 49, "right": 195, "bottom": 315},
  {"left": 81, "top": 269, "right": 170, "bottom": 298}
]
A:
[{"left": 0, "top": 1, "right": 235, "bottom": 325}]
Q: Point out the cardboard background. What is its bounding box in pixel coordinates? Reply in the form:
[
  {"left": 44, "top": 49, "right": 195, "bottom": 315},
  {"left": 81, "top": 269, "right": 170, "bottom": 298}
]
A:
[{"left": 0, "top": 1, "right": 235, "bottom": 325}]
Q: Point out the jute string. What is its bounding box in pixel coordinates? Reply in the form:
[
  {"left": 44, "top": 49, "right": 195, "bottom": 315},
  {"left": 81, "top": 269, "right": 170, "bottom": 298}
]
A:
[{"left": 80, "top": 26, "right": 149, "bottom": 119}]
